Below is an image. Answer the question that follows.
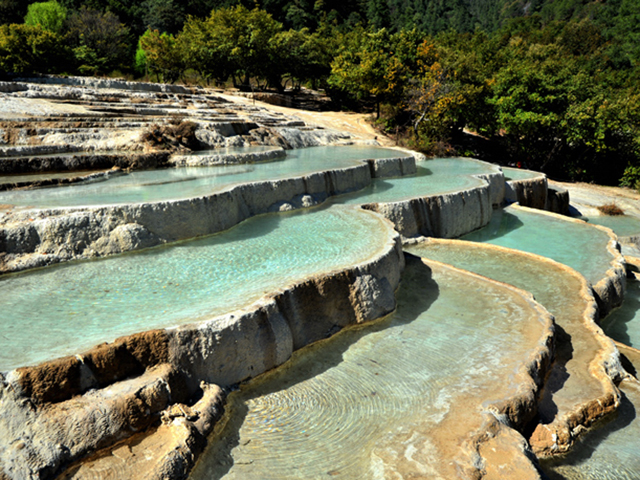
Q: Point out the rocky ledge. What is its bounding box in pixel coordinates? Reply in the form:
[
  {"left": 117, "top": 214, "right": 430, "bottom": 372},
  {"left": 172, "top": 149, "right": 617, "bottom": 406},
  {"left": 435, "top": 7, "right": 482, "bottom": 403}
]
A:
[{"left": 0, "top": 213, "right": 404, "bottom": 479}]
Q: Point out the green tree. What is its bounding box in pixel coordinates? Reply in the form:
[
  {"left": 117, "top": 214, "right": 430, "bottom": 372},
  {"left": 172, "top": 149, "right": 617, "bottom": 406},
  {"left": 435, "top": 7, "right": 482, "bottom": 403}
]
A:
[
  {"left": 139, "top": 29, "right": 184, "bottom": 82},
  {"left": 66, "top": 7, "right": 132, "bottom": 75},
  {"left": 328, "top": 28, "right": 419, "bottom": 117},
  {"left": 0, "top": 23, "right": 68, "bottom": 74},
  {"left": 177, "top": 6, "right": 282, "bottom": 88},
  {"left": 486, "top": 34, "right": 639, "bottom": 182},
  {"left": 267, "top": 28, "right": 334, "bottom": 91},
  {"left": 24, "top": 1, "right": 67, "bottom": 34},
  {"left": 141, "top": 0, "right": 185, "bottom": 34},
  {"left": 177, "top": 14, "right": 233, "bottom": 85},
  {"left": 223, "top": 6, "right": 283, "bottom": 88}
]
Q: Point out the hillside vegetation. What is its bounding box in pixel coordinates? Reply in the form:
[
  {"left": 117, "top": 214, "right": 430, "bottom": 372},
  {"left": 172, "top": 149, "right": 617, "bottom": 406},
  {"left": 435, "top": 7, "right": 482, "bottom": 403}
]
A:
[{"left": 1, "top": 0, "right": 639, "bottom": 186}]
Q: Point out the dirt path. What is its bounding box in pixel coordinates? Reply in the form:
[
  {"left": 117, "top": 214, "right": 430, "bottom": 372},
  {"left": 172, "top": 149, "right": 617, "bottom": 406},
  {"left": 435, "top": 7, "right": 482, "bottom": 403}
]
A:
[{"left": 219, "top": 92, "right": 397, "bottom": 146}]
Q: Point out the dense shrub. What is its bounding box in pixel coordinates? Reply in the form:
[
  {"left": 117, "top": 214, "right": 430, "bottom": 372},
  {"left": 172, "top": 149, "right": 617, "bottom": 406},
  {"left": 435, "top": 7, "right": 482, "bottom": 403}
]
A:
[{"left": 0, "top": 23, "right": 69, "bottom": 74}]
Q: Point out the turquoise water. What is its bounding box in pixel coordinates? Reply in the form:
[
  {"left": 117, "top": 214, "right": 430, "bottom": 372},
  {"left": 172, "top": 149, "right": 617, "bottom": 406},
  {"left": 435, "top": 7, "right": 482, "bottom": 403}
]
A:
[
  {"left": 190, "top": 257, "right": 547, "bottom": 479},
  {"left": 337, "top": 157, "right": 496, "bottom": 205},
  {"left": 461, "top": 207, "right": 613, "bottom": 286},
  {"left": 502, "top": 167, "right": 543, "bottom": 181},
  {"left": 0, "top": 146, "right": 406, "bottom": 209},
  {"left": 405, "top": 241, "right": 581, "bottom": 320},
  {"left": 0, "top": 205, "right": 394, "bottom": 370},
  {"left": 405, "top": 240, "right": 604, "bottom": 425},
  {"left": 541, "top": 380, "right": 640, "bottom": 480},
  {"left": 579, "top": 215, "right": 640, "bottom": 238},
  {"left": 602, "top": 277, "right": 640, "bottom": 349}
]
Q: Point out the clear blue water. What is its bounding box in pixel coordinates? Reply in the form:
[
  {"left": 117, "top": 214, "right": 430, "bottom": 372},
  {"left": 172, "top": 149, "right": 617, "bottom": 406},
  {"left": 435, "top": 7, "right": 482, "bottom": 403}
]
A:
[
  {"left": 461, "top": 207, "right": 614, "bottom": 286},
  {"left": 0, "top": 205, "right": 394, "bottom": 370},
  {"left": 579, "top": 215, "right": 640, "bottom": 238},
  {"left": 337, "top": 157, "right": 497, "bottom": 205},
  {"left": 190, "top": 258, "right": 547, "bottom": 479},
  {"left": 0, "top": 146, "right": 406, "bottom": 209}
]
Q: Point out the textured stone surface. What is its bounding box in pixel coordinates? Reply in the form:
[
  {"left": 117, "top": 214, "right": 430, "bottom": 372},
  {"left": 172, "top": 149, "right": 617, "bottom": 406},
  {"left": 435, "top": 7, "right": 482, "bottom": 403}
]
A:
[
  {"left": 0, "top": 152, "right": 170, "bottom": 175},
  {"left": 58, "top": 383, "right": 225, "bottom": 480},
  {"left": 0, "top": 164, "right": 373, "bottom": 273},
  {"left": 9, "top": 76, "right": 195, "bottom": 94},
  {"left": 505, "top": 174, "right": 548, "bottom": 210},
  {"left": 364, "top": 183, "right": 494, "bottom": 239},
  {"left": 169, "top": 147, "right": 286, "bottom": 166},
  {"left": 365, "top": 155, "right": 417, "bottom": 178},
  {"left": 0, "top": 221, "right": 403, "bottom": 479},
  {"left": 547, "top": 184, "right": 570, "bottom": 215}
]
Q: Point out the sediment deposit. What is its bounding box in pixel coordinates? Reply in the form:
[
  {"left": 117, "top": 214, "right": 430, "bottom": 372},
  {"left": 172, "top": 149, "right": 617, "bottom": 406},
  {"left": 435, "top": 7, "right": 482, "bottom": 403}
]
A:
[
  {"left": 0, "top": 215, "right": 404, "bottom": 479},
  {"left": 406, "top": 239, "right": 626, "bottom": 458},
  {"left": 1, "top": 76, "right": 638, "bottom": 480}
]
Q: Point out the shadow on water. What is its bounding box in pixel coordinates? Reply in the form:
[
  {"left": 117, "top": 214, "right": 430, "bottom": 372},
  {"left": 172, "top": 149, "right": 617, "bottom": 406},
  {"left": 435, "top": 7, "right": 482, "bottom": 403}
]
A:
[
  {"left": 568, "top": 205, "right": 583, "bottom": 217},
  {"left": 601, "top": 278, "right": 640, "bottom": 348},
  {"left": 539, "top": 390, "right": 637, "bottom": 480},
  {"left": 535, "top": 325, "right": 574, "bottom": 425},
  {"left": 461, "top": 208, "right": 525, "bottom": 243},
  {"left": 192, "top": 255, "right": 440, "bottom": 479}
]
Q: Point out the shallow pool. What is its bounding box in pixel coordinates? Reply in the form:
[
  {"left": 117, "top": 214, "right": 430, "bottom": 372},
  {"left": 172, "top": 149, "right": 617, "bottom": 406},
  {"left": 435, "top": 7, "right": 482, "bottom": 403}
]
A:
[
  {"left": 0, "top": 146, "right": 406, "bottom": 209},
  {"left": 461, "top": 206, "right": 614, "bottom": 286},
  {"left": 337, "top": 157, "right": 496, "bottom": 205},
  {"left": 190, "top": 257, "right": 547, "bottom": 479},
  {"left": 579, "top": 215, "right": 640, "bottom": 238},
  {"left": 0, "top": 205, "right": 394, "bottom": 370},
  {"left": 405, "top": 240, "right": 604, "bottom": 424}
]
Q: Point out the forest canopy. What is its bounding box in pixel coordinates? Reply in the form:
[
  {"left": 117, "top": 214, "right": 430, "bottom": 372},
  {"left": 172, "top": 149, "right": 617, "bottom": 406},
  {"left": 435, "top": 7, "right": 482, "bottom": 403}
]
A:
[{"left": 0, "top": 0, "right": 639, "bottom": 187}]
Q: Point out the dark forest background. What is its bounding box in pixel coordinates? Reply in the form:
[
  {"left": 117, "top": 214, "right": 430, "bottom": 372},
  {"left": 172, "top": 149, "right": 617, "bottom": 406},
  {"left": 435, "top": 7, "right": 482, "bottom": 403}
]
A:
[{"left": 1, "top": 0, "right": 639, "bottom": 186}]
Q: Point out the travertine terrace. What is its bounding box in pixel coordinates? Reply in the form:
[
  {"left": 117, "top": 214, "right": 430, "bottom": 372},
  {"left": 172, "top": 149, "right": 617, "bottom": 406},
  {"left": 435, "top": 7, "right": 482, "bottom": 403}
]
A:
[{"left": 0, "top": 76, "right": 637, "bottom": 480}]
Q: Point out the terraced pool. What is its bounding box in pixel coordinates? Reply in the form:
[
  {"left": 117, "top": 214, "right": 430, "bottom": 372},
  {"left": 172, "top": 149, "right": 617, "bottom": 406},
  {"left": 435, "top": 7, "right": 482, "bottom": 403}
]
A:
[{"left": 0, "top": 205, "right": 395, "bottom": 370}]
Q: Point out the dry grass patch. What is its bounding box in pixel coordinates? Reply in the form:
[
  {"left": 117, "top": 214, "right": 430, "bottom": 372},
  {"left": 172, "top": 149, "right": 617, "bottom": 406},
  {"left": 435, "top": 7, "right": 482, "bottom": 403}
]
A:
[{"left": 597, "top": 203, "right": 624, "bottom": 216}]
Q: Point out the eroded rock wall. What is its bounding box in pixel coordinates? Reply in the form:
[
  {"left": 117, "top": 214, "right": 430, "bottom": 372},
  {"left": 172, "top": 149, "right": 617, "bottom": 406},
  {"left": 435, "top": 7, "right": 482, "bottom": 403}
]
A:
[
  {"left": 168, "top": 147, "right": 286, "bottom": 167},
  {"left": 365, "top": 156, "right": 417, "bottom": 178},
  {"left": 0, "top": 164, "right": 372, "bottom": 273},
  {"left": 505, "top": 175, "right": 548, "bottom": 210},
  {"left": 363, "top": 183, "right": 494, "bottom": 239},
  {"left": 0, "top": 152, "right": 170, "bottom": 174},
  {"left": 0, "top": 228, "right": 404, "bottom": 479},
  {"left": 546, "top": 184, "right": 570, "bottom": 215}
]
